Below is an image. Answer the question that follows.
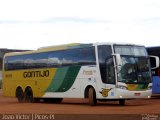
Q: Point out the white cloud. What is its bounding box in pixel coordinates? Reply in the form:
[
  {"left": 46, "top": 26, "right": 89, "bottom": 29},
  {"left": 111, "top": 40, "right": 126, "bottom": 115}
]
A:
[
  {"left": 0, "top": 0, "right": 160, "bottom": 49},
  {"left": 1, "top": 0, "right": 160, "bottom": 22}
]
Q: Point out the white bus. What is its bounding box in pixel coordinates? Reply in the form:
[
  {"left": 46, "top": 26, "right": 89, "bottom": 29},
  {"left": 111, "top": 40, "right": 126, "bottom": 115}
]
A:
[{"left": 3, "top": 43, "right": 153, "bottom": 106}]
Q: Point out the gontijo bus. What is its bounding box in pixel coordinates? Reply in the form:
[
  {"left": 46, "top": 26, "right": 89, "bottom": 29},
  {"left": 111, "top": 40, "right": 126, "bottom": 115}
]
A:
[{"left": 2, "top": 43, "right": 153, "bottom": 106}]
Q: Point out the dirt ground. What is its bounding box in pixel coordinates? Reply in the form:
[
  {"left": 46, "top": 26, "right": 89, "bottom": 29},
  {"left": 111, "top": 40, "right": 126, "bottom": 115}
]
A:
[{"left": 0, "top": 89, "right": 160, "bottom": 120}]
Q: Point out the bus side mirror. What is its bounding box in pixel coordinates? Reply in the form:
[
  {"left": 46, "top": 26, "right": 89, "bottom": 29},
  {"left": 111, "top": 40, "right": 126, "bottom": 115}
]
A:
[
  {"left": 113, "top": 54, "right": 122, "bottom": 66},
  {"left": 149, "top": 55, "right": 159, "bottom": 70}
]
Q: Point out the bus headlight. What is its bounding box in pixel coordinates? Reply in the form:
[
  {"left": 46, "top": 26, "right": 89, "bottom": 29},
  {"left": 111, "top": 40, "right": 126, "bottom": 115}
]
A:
[
  {"left": 148, "top": 96, "right": 151, "bottom": 98},
  {"left": 116, "top": 85, "right": 127, "bottom": 90}
]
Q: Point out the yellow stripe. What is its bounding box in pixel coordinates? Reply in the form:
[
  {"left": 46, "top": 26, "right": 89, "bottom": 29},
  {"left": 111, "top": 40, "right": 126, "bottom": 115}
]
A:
[
  {"left": 5, "top": 43, "right": 81, "bottom": 57},
  {"left": 127, "top": 84, "right": 138, "bottom": 91}
]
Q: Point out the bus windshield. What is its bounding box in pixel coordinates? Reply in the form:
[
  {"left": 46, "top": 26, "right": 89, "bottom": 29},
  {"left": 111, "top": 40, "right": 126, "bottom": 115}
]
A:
[
  {"left": 118, "top": 56, "right": 151, "bottom": 83},
  {"left": 114, "top": 45, "right": 151, "bottom": 84}
]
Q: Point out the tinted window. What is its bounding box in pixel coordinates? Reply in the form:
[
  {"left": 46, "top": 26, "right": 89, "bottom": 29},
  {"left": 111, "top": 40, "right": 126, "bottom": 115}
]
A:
[
  {"left": 5, "top": 55, "right": 24, "bottom": 70},
  {"left": 106, "top": 58, "right": 115, "bottom": 84},
  {"left": 79, "top": 47, "right": 96, "bottom": 65},
  {"left": 98, "top": 45, "right": 112, "bottom": 83},
  {"left": 5, "top": 47, "right": 96, "bottom": 71},
  {"left": 23, "top": 53, "right": 48, "bottom": 69},
  {"left": 48, "top": 47, "right": 96, "bottom": 67}
]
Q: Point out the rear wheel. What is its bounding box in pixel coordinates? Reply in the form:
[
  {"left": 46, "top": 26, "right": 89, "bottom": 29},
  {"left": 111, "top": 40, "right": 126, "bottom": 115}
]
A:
[
  {"left": 88, "top": 87, "right": 97, "bottom": 106},
  {"left": 16, "top": 87, "right": 24, "bottom": 103},
  {"left": 25, "top": 88, "right": 34, "bottom": 103}
]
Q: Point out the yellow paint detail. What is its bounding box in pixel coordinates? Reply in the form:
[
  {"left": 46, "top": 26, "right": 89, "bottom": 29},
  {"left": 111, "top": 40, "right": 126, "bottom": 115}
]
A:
[
  {"left": 67, "top": 43, "right": 80, "bottom": 47},
  {"left": 2, "top": 68, "right": 57, "bottom": 97},
  {"left": 100, "top": 88, "right": 112, "bottom": 97},
  {"left": 127, "top": 84, "right": 138, "bottom": 91},
  {"left": 5, "top": 43, "right": 81, "bottom": 56}
]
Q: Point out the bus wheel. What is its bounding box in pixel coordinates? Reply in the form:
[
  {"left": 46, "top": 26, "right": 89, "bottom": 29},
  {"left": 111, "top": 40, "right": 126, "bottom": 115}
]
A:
[
  {"left": 88, "top": 87, "right": 97, "bottom": 106},
  {"left": 25, "top": 88, "right": 34, "bottom": 103},
  {"left": 119, "top": 99, "right": 125, "bottom": 106},
  {"left": 16, "top": 87, "right": 24, "bottom": 103}
]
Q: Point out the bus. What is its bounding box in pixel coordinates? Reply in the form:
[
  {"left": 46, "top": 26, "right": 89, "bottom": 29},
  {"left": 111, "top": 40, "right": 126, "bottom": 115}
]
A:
[
  {"left": 147, "top": 46, "right": 160, "bottom": 94},
  {"left": 2, "top": 43, "right": 153, "bottom": 106}
]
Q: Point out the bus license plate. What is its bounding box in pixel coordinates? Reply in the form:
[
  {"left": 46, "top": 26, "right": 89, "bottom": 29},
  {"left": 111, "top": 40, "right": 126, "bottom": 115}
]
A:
[{"left": 135, "top": 93, "right": 141, "bottom": 96}]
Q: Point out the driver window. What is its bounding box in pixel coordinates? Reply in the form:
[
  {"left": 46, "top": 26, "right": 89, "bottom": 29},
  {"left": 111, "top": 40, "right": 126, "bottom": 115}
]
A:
[{"left": 106, "top": 58, "right": 115, "bottom": 84}]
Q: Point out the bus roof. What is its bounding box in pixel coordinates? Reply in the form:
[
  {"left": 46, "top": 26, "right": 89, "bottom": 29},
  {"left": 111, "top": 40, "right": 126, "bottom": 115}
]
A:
[
  {"left": 4, "top": 42, "right": 144, "bottom": 57},
  {"left": 4, "top": 43, "right": 92, "bottom": 57}
]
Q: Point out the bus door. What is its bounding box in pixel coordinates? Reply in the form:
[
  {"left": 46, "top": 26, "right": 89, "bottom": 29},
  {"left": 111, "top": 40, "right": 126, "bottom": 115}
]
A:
[
  {"left": 97, "top": 45, "right": 116, "bottom": 96},
  {"left": 105, "top": 57, "right": 116, "bottom": 89},
  {"left": 98, "top": 56, "right": 116, "bottom": 98}
]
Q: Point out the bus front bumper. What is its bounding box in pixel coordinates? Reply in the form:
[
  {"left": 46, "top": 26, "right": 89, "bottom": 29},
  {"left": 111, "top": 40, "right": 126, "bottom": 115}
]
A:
[{"left": 115, "top": 89, "right": 152, "bottom": 99}]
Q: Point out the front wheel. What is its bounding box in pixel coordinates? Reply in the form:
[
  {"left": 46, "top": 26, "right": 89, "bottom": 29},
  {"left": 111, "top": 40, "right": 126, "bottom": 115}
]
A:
[{"left": 88, "top": 87, "right": 97, "bottom": 106}]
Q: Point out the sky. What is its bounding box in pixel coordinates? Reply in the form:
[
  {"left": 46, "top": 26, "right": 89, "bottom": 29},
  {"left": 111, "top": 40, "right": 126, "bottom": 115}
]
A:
[{"left": 0, "top": 0, "right": 160, "bottom": 50}]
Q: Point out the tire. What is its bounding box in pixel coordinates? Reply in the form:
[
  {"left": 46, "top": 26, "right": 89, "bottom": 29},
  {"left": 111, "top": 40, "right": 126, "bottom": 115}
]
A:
[
  {"left": 16, "top": 88, "right": 24, "bottom": 103},
  {"left": 25, "top": 88, "right": 34, "bottom": 103},
  {"left": 88, "top": 87, "right": 97, "bottom": 106},
  {"left": 119, "top": 99, "right": 125, "bottom": 106}
]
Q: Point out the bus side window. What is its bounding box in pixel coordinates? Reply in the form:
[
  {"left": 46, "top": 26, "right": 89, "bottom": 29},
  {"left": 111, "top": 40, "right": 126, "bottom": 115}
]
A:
[
  {"left": 106, "top": 58, "right": 115, "bottom": 84},
  {"left": 98, "top": 45, "right": 112, "bottom": 84}
]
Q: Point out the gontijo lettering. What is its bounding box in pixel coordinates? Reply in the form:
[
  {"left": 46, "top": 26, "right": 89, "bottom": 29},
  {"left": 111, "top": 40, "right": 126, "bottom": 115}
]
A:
[{"left": 23, "top": 70, "right": 49, "bottom": 78}]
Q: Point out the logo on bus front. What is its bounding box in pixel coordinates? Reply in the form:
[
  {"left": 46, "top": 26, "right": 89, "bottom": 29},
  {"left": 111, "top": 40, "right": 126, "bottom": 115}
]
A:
[{"left": 99, "top": 88, "right": 112, "bottom": 97}]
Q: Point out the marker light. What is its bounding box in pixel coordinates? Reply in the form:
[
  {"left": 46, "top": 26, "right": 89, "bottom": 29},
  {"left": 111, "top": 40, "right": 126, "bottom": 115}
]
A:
[{"left": 119, "top": 96, "right": 123, "bottom": 98}]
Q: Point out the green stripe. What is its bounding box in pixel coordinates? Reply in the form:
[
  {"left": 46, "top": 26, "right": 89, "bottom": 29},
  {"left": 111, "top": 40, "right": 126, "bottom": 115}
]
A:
[
  {"left": 56, "top": 66, "right": 81, "bottom": 92},
  {"left": 136, "top": 84, "right": 148, "bottom": 90},
  {"left": 46, "top": 66, "right": 81, "bottom": 92},
  {"left": 46, "top": 67, "right": 69, "bottom": 92}
]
